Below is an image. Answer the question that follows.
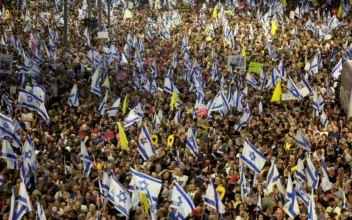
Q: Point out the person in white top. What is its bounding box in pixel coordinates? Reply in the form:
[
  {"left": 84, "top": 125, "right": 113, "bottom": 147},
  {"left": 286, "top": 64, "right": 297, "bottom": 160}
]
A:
[
  {"left": 173, "top": 168, "right": 188, "bottom": 188},
  {"left": 21, "top": 108, "right": 33, "bottom": 129}
]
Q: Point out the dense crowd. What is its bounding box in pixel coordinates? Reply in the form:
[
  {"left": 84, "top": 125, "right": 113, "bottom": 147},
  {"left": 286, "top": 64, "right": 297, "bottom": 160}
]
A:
[{"left": 0, "top": 0, "right": 352, "bottom": 219}]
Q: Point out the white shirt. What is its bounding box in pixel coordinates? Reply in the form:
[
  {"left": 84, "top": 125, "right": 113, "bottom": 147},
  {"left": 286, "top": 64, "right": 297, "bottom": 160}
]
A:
[
  {"left": 175, "top": 175, "right": 188, "bottom": 188},
  {"left": 21, "top": 112, "right": 33, "bottom": 129}
]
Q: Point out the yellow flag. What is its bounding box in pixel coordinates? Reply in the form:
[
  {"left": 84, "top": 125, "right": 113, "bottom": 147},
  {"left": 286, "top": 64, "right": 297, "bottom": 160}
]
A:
[
  {"left": 337, "top": 4, "right": 342, "bottom": 18},
  {"left": 282, "top": 0, "right": 287, "bottom": 7},
  {"left": 304, "top": 53, "right": 308, "bottom": 64},
  {"left": 212, "top": 6, "right": 218, "bottom": 18},
  {"left": 170, "top": 89, "right": 179, "bottom": 111},
  {"left": 4, "top": 10, "right": 10, "bottom": 20},
  {"left": 122, "top": 94, "right": 128, "bottom": 115},
  {"left": 241, "top": 45, "right": 246, "bottom": 57},
  {"left": 271, "top": 21, "right": 278, "bottom": 36},
  {"left": 118, "top": 122, "right": 130, "bottom": 151},
  {"left": 313, "top": 0, "right": 319, "bottom": 6},
  {"left": 140, "top": 193, "right": 149, "bottom": 213},
  {"left": 270, "top": 80, "right": 282, "bottom": 102}
]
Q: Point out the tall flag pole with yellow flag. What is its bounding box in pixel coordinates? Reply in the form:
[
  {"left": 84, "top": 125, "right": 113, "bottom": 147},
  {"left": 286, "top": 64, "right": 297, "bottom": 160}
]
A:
[{"left": 118, "top": 122, "right": 130, "bottom": 151}]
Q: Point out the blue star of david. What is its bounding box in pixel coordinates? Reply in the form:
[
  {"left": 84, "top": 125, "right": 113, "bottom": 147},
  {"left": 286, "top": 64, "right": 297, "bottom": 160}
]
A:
[
  {"left": 177, "top": 196, "right": 183, "bottom": 206},
  {"left": 245, "top": 108, "right": 251, "bottom": 114},
  {"left": 249, "top": 151, "right": 256, "bottom": 161},
  {"left": 140, "top": 137, "right": 148, "bottom": 145},
  {"left": 117, "top": 191, "right": 127, "bottom": 203},
  {"left": 25, "top": 150, "right": 32, "bottom": 159},
  {"left": 4, "top": 123, "right": 8, "bottom": 128},
  {"left": 139, "top": 180, "right": 148, "bottom": 191},
  {"left": 27, "top": 96, "right": 33, "bottom": 103}
]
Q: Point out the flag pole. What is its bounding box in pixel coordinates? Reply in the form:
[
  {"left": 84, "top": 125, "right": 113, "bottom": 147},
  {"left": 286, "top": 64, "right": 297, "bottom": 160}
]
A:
[{"left": 63, "top": 0, "right": 68, "bottom": 60}]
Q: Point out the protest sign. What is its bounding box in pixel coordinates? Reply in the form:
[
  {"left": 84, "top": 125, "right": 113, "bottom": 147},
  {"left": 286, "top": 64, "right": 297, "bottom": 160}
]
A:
[
  {"left": 228, "top": 55, "right": 245, "bottom": 70},
  {"left": 0, "top": 54, "right": 13, "bottom": 74},
  {"left": 248, "top": 62, "right": 264, "bottom": 73}
]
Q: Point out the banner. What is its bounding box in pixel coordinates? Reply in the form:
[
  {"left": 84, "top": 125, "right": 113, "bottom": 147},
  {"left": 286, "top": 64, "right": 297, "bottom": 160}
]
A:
[
  {"left": 248, "top": 62, "right": 264, "bottom": 73},
  {"left": 0, "top": 55, "right": 13, "bottom": 74},
  {"left": 228, "top": 55, "right": 245, "bottom": 70}
]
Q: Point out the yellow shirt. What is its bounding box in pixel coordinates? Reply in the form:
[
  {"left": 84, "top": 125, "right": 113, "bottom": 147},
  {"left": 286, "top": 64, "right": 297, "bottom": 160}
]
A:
[{"left": 97, "top": 162, "right": 104, "bottom": 172}]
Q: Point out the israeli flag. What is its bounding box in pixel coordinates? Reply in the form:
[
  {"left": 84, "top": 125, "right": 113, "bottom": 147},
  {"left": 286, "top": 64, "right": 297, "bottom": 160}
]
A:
[
  {"left": 90, "top": 65, "right": 102, "bottom": 96},
  {"left": 80, "top": 141, "right": 92, "bottom": 177},
  {"left": 283, "top": 173, "right": 299, "bottom": 219},
  {"left": 342, "top": 190, "right": 348, "bottom": 209},
  {"left": 295, "top": 157, "right": 306, "bottom": 183},
  {"left": 306, "top": 154, "right": 319, "bottom": 189},
  {"left": 331, "top": 59, "right": 342, "bottom": 80},
  {"left": 151, "top": 58, "right": 158, "bottom": 78},
  {"left": 310, "top": 54, "right": 319, "bottom": 75},
  {"left": 12, "top": 117, "right": 21, "bottom": 149},
  {"left": 204, "top": 180, "right": 225, "bottom": 214},
  {"left": 98, "top": 92, "right": 108, "bottom": 116},
  {"left": 83, "top": 27, "right": 90, "bottom": 46},
  {"left": 2, "top": 94, "right": 13, "bottom": 116},
  {"left": 295, "top": 181, "right": 309, "bottom": 207},
  {"left": 321, "top": 111, "right": 328, "bottom": 127},
  {"left": 295, "top": 129, "right": 310, "bottom": 151},
  {"left": 266, "top": 160, "right": 282, "bottom": 194},
  {"left": 35, "top": 202, "right": 46, "bottom": 220},
  {"left": 106, "top": 98, "right": 121, "bottom": 117},
  {"left": 152, "top": 113, "right": 161, "bottom": 131},
  {"left": 181, "top": 34, "right": 187, "bottom": 52},
  {"left": 0, "top": 139, "right": 18, "bottom": 170},
  {"left": 9, "top": 189, "right": 16, "bottom": 220},
  {"left": 235, "top": 103, "right": 251, "bottom": 132},
  {"left": 164, "top": 77, "right": 180, "bottom": 95},
  {"left": 68, "top": 84, "right": 79, "bottom": 107},
  {"left": 129, "top": 168, "right": 162, "bottom": 203},
  {"left": 137, "top": 125, "right": 156, "bottom": 160},
  {"left": 16, "top": 181, "right": 32, "bottom": 220},
  {"left": 170, "top": 181, "right": 195, "bottom": 219},
  {"left": 211, "top": 60, "right": 218, "bottom": 81},
  {"left": 287, "top": 76, "right": 303, "bottom": 99},
  {"left": 186, "top": 127, "right": 199, "bottom": 156},
  {"left": 172, "top": 51, "right": 178, "bottom": 69},
  {"left": 245, "top": 72, "right": 258, "bottom": 87},
  {"left": 328, "top": 15, "right": 340, "bottom": 30},
  {"left": 174, "top": 110, "right": 181, "bottom": 123},
  {"left": 108, "top": 175, "right": 132, "bottom": 218},
  {"left": 0, "top": 113, "right": 15, "bottom": 138},
  {"left": 239, "top": 164, "right": 249, "bottom": 202},
  {"left": 307, "top": 189, "right": 317, "bottom": 220},
  {"left": 299, "top": 74, "right": 312, "bottom": 94},
  {"left": 321, "top": 160, "right": 332, "bottom": 192},
  {"left": 17, "top": 89, "right": 50, "bottom": 122},
  {"left": 240, "top": 138, "right": 266, "bottom": 173},
  {"left": 199, "top": 41, "right": 205, "bottom": 52},
  {"left": 124, "top": 102, "right": 144, "bottom": 129},
  {"left": 233, "top": 89, "right": 243, "bottom": 112},
  {"left": 278, "top": 58, "right": 286, "bottom": 79}
]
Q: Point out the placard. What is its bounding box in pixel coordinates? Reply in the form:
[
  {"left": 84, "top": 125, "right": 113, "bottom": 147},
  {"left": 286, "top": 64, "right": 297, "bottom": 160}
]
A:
[
  {"left": 97, "top": 32, "right": 109, "bottom": 39},
  {"left": 281, "top": 93, "right": 298, "bottom": 101},
  {"left": 228, "top": 55, "right": 245, "bottom": 70},
  {"left": 248, "top": 62, "right": 264, "bottom": 73},
  {"left": 103, "top": 131, "right": 115, "bottom": 141},
  {"left": 123, "top": 9, "right": 132, "bottom": 20},
  {"left": 0, "top": 54, "right": 13, "bottom": 74},
  {"left": 10, "top": 86, "right": 16, "bottom": 94}
]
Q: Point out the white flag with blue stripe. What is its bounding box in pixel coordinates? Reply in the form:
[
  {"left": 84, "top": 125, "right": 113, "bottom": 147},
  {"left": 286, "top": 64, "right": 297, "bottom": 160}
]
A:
[
  {"left": 295, "top": 157, "right": 306, "bottom": 183},
  {"left": 1, "top": 139, "right": 17, "bottom": 170},
  {"left": 321, "top": 111, "right": 328, "bottom": 127},
  {"left": 17, "top": 89, "right": 50, "bottom": 122},
  {"left": 321, "top": 159, "right": 332, "bottom": 192},
  {"left": 90, "top": 66, "right": 102, "bottom": 96},
  {"left": 239, "top": 163, "right": 249, "bottom": 202},
  {"left": 170, "top": 181, "right": 195, "bottom": 219},
  {"left": 2, "top": 94, "right": 13, "bottom": 116},
  {"left": 240, "top": 138, "right": 266, "bottom": 173},
  {"left": 310, "top": 54, "right": 319, "bottom": 75},
  {"left": 35, "top": 201, "right": 46, "bottom": 220},
  {"left": 9, "top": 189, "right": 16, "bottom": 220},
  {"left": 204, "top": 180, "right": 225, "bottom": 214},
  {"left": 129, "top": 168, "right": 162, "bottom": 203},
  {"left": 98, "top": 92, "right": 108, "bottom": 116},
  {"left": 80, "top": 141, "right": 92, "bottom": 177},
  {"left": 174, "top": 110, "right": 181, "bottom": 123},
  {"left": 295, "top": 178, "right": 309, "bottom": 207},
  {"left": 16, "top": 181, "right": 32, "bottom": 220},
  {"left": 287, "top": 76, "right": 303, "bottom": 99},
  {"left": 295, "top": 129, "right": 309, "bottom": 151},
  {"left": 266, "top": 160, "right": 282, "bottom": 194},
  {"left": 245, "top": 72, "right": 258, "bottom": 87},
  {"left": 12, "top": 117, "right": 21, "bottom": 149},
  {"left": 108, "top": 175, "right": 132, "bottom": 218},
  {"left": 307, "top": 189, "right": 317, "bottom": 220},
  {"left": 235, "top": 103, "right": 251, "bottom": 131},
  {"left": 68, "top": 84, "right": 79, "bottom": 107},
  {"left": 137, "top": 125, "right": 156, "bottom": 160},
  {"left": 0, "top": 113, "right": 15, "bottom": 139},
  {"left": 106, "top": 98, "right": 121, "bottom": 117},
  {"left": 331, "top": 59, "right": 342, "bottom": 80},
  {"left": 186, "top": 127, "right": 199, "bottom": 156},
  {"left": 283, "top": 173, "right": 299, "bottom": 219},
  {"left": 306, "top": 154, "right": 319, "bottom": 189}
]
